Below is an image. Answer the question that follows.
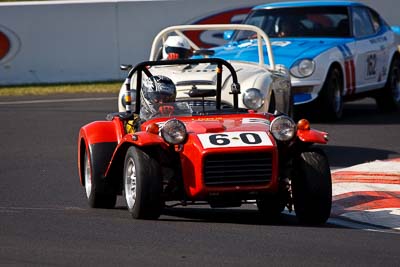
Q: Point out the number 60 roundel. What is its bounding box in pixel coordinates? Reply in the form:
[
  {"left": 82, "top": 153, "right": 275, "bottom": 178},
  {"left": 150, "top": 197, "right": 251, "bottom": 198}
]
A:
[{"left": 197, "top": 131, "right": 272, "bottom": 149}]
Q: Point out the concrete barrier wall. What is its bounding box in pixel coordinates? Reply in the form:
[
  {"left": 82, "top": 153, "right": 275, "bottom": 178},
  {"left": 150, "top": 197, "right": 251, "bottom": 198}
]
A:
[
  {"left": 0, "top": 0, "right": 266, "bottom": 85},
  {"left": 0, "top": 1, "right": 120, "bottom": 84},
  {"left": 0, "top": 0, "right": 399, "bottom": 85}
]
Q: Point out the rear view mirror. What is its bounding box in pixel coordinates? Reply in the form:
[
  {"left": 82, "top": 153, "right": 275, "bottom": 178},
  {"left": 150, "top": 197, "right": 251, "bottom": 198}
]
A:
[
  {"left": 120, "top": 64, "right": 132, "bottom": 71},
  {"left": 223, "top": 30, "right": 234, "bottom": 40}
]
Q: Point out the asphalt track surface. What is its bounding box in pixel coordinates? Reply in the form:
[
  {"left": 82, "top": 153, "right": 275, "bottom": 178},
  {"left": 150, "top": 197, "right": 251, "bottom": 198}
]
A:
[{"left": 0, "top": 94, "right": 399, "bottom": 266}]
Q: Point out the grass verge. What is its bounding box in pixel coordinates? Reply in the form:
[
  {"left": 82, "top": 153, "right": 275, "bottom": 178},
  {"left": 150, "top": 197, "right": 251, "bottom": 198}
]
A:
[{"left": 0, "top": 81, "right": 122, "bottom": 97}]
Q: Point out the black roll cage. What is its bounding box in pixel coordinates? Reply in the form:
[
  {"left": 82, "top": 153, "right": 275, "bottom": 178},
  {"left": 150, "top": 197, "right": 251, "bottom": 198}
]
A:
[{"left": 124, "top": 58, "right": 241, "bottom": 114}]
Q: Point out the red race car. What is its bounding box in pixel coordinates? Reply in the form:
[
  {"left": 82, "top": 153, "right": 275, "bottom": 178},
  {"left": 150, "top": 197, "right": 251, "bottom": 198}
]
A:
[{"left": 78, "top": 58, "right": 332, "bottom": 224}]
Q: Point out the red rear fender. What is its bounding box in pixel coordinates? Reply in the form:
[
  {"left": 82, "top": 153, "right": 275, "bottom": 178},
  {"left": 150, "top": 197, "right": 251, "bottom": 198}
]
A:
[
  {"left": 79, "top": 119, "right": 124, "bottom": 146},
  {"left": 77, "top": 119, "right": 124, "bottom": 185}
]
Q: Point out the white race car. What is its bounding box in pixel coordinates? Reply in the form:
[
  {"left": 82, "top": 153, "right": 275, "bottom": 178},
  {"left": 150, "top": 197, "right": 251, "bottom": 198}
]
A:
[{"left": 118, "top": 24, "right": 292, "bottom": 116}]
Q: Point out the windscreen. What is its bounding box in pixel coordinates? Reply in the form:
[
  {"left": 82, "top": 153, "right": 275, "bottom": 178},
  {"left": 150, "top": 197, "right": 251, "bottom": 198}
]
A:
[
  {"left": 140, "top": 101, "right": 193, "bottom": 120},
  {"left": 233, "top": 6, "right": 350, "bottom": 40}
]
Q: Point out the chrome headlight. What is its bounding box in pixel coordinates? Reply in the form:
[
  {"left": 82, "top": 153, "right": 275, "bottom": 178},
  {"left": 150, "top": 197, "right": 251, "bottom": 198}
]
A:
[
  {"left": 161, "top": 119, "right": 187, "bottom": 145},
  {"left": 242, "top": 88, "right": 264, "bottom": 110},
  {"left": 270, "top": 115, "right": 296, "bottom": 141},
  {"left": 290, "top": 59, "right": 315, "bottom": 78}
]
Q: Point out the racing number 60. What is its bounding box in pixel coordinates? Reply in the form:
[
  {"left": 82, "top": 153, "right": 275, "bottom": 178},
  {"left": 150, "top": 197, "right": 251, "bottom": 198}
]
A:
[{"left": 209, "top": 133, "right": 262, "bottom": 146}]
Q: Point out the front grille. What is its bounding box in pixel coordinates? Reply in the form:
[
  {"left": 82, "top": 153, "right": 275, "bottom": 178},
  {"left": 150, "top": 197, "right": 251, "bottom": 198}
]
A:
[{"left": 203, "top": 152, "right": 273, "bottom": 186}]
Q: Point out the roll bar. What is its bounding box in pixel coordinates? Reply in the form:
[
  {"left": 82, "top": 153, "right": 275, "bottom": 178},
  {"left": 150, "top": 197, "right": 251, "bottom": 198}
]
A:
[
  {"left": 123, "top": 58, "right": 241, "bottom": 114},
  {"left": 149, "top": 24, "right": 275, "bottom": 70}
]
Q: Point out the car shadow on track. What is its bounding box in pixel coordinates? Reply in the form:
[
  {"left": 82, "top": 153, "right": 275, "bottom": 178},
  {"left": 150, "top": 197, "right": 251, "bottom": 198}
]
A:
[
  {"left": 296, "top": 98, "right": 400, "bottom": 125},
  {"left": 339, "top": 104, "right": 400, "bottom": 125},
  {"left": 112, "top": 200, "right": 342, "bottom": 228},
  {"left": 159, "top": 206, "right": 339, "bottom": 228},
  {"left": 323, "top": 145, "right": 398, "bottom": 167}
]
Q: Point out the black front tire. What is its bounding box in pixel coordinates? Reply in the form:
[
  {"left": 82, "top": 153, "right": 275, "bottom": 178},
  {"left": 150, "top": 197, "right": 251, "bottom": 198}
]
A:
[
  {"left": 123, "top": 146, "right": 163, "bottom": 219},
  {"left": 375, "top": 56, "right": 400, "bottom": 112},
  {"left": 291, "top": 148, "right": 332, "bottom": 225},
  {"left": 319, "top": 67, "right": 344, "bottom": 121}
]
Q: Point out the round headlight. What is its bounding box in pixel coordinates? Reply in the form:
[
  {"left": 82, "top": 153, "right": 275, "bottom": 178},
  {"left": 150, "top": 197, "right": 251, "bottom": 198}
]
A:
[
  {"left": 161, "top": 119, "right": 187, "bottom": 145},
  {"left": 243, "top": 88, "right": 264, "bottom": 110},
  {"left": 290, "top": 59, "right": 315, "bottom": 78},
  {"left": 270, "top": 115, "right": 296, "bottom": 141}
]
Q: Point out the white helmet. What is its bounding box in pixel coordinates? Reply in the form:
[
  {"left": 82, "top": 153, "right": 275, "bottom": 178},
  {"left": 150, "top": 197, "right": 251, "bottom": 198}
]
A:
[{"left": 162, "top": 36, "right": 191, "bottom": 59}]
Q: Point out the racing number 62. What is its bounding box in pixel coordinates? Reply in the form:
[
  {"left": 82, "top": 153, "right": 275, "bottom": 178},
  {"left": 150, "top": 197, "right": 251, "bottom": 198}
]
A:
[{"left": 209, "top": 133, "right": 262, "bottom": 146}]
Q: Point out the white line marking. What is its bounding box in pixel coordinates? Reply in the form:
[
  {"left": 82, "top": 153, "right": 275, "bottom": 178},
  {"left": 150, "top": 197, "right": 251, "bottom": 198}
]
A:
[
  {"left": 333, "top": 182, "right": 400, "bottom": 196},
  {"left": 339, "top": 208, "right": 400, "bottom": 231},
  {"left": 0, "top": 206, "right": 85, "bottom": 212},
  {"left": 283, "top": 209, "right": 399, "bottom": 234},
  {"left": 0, "top": 96, "right": 116, "bottom": 105},
  {"left": 332, "top": 160, "right": 400, "bottom": 174}
]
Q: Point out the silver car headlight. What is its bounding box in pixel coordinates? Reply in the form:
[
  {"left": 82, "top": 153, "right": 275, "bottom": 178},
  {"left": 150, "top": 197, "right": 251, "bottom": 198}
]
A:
[
  {"left": 161, "top": 119, "right": 187, "bottom": 145},
  {"left": 290, "top": 59, "right": 315, "bottom": 78},
  {"left": 270, "top": 115, "right": 296, "bottom": 141},
  {"left": 242, "top": 88, "right": 264, "bottom": 110}
]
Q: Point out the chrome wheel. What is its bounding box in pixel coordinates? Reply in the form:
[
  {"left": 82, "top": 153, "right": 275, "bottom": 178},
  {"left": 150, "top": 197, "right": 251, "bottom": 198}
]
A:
[
  {"left": 124, "top": 157, "right": 137, "bottom": 210},
  {"left": 84, "top": 152, "right": 92, "bottom": 199},
  {"left": 123, "top": 146, "right": 163, "bottom": 219}
]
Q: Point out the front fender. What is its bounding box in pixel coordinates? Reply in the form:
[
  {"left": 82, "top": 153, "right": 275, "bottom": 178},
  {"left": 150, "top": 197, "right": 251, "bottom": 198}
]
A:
[
  {"left": 297, "top": 129, "right": 328, "bottom": 144},
  {"left": 103, "top": 132, "right": 169, "bottom": 179},
  {"left": 237, "top": 65, "right": 292, "bottom": 115},
  {"left": 121, "top": 131, "right": 168, "bottom": 147}
]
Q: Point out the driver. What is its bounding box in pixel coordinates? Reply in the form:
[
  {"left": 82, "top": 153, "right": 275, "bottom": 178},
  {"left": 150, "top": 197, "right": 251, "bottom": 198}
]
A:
[
  {"left": 140, "top": 75, "right": 177, "bottom": 120},
  {"left": 125, "top": 75, "right": 176, "bottom": 133},
  {"left": 277, "top": 19, "right": 296, "bottom": 37},
  {"left": 163, "top": 36, "right": 192, "bottom": 60}
]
